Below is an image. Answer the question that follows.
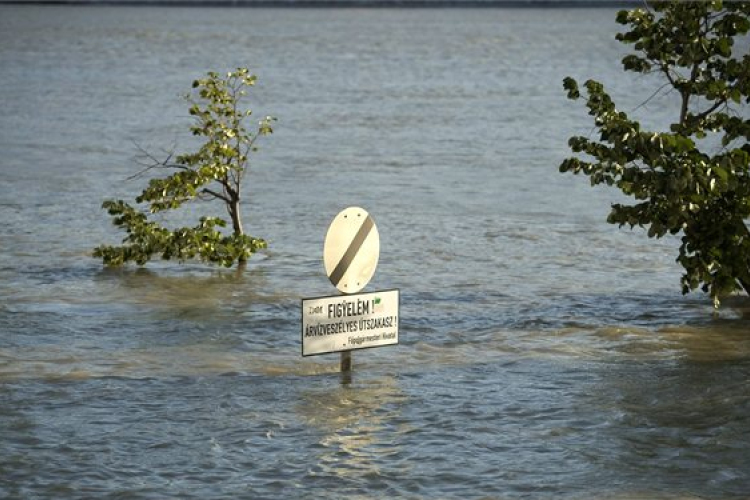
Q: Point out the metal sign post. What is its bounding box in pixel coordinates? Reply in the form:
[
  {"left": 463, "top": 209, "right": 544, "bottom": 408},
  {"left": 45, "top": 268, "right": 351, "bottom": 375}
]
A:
[{"left": 340, "top": 351, "right": 352, "bottom": 383}]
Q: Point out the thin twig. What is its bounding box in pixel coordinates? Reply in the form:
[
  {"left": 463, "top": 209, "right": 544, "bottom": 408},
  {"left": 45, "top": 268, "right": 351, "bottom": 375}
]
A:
[
  {"left": 630, "top": 80, "right": 674, "bottom": 114},
  {"left": 126, "top": 142, "right": 188, "bottom": 181}
]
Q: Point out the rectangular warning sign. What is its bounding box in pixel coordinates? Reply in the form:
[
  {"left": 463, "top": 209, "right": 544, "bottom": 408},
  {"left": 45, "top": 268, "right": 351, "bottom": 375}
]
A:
[{"left": 301, "top": 289, "right": 399, "bottom": 357}]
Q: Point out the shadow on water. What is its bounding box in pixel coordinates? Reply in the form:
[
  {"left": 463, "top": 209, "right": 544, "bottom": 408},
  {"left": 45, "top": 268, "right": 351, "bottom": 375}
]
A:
[
  {"left": 3, "top": 258, "right": 284, "bottom": 322},
  {"left": 92, "top": 263, "right": 278, "bottom": 315},
  {"left": 580, "top": 357, "right": 750, "bottom": 499}
]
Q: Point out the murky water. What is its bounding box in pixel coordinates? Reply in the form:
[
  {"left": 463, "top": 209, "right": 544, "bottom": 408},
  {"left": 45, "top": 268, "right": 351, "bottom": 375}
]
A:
[{"left": 1, "top": 5, "right": 750, "bottom": 499}]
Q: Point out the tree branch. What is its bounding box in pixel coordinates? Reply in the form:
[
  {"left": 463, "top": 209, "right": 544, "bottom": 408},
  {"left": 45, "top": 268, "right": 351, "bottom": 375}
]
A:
[
  {"left": 127, "top": 143, "right": 189, "bottom": 181},
  {"left": 201, "top": 187, "right": 231, "bottom": 203},
  {"left": 679, "top": 61, "right": 702, "bottom": 127},
  {"left": 631, "top": 80, "right": 674, "bottom": 114},
  {"left": 659, "top": 62, "right": 678, "bottom": 88},
  {"left": 693, "top": 98, "right": 729, "bottom": 124}
]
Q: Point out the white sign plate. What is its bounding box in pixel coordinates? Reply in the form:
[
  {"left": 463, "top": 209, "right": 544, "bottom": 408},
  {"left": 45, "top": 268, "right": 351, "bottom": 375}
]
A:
[
  {"left": 302, "top": 289, "right": 399, "bottom": 357},
  {"left": 323, "top": 207, "right": 380, "bottom": 294}
]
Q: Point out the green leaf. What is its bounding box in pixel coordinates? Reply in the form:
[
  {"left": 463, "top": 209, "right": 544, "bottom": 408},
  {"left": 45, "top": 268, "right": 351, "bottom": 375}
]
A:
[{"left": 563, "top": 77, "right": 580, "bottom": 99}]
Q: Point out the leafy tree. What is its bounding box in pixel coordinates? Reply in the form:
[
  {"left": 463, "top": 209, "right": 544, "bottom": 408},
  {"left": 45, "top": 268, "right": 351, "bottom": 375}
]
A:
[
  {"left": 560, "top": 1, "right": 750, "bottom": 307},
  {"left": 94, "top": 68, "right": 275, "bottom": 268}
]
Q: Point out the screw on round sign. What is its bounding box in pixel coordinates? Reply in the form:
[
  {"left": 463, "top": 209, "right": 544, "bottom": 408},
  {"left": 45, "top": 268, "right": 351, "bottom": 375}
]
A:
[{"left": 323, "top": 207, "right": 380, "bottom": 294}]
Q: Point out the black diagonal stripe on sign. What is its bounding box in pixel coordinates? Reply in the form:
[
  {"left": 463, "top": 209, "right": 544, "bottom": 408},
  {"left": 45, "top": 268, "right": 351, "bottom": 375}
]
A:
[{"left": 329, "top": 215, "right": 374, "bottom": 288}]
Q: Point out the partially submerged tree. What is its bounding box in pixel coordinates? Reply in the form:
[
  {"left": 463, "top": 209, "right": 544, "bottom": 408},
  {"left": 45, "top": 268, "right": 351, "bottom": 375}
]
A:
[
  {"left": 94, "top": 68, "right": 275, "bottom": 268},
  {"left": 560, "top": 1, "right": 750, "bottom": 307}
]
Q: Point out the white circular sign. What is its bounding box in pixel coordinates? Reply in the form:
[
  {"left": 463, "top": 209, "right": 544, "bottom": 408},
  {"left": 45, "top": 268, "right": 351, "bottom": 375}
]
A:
[{"left": 323, "top": 207, "right": 380, "bottom": 294}]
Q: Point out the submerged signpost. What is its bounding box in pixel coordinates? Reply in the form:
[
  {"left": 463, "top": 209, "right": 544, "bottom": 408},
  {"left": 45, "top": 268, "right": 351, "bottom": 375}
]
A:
[{"left": 301, "top": 207, "right": 399, "bottom": 377}]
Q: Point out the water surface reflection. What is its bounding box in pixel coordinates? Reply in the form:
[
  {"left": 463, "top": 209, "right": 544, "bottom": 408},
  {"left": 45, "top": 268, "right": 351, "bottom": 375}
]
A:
[{"left": 298, "top": 376, "right": 410, "bottom": 484}]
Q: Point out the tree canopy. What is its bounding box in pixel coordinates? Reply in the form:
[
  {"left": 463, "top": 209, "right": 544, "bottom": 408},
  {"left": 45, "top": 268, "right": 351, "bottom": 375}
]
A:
[
  {"left": 94, "top": 68, "right": 274, "bottom": 268},
  {"left": 560, "top": 1, "right": 750, "bottom": 307}
]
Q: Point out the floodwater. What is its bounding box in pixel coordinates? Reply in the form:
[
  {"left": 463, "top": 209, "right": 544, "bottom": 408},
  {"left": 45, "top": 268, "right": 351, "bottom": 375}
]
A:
[{"left": 1, "top": 5, "right": 750, "bottom": 499}]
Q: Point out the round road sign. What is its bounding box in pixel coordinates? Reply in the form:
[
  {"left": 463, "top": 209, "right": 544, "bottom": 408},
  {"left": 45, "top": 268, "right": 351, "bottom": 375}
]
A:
[{"left": 323, "top": 207, "right": 380, "bottom": 294}]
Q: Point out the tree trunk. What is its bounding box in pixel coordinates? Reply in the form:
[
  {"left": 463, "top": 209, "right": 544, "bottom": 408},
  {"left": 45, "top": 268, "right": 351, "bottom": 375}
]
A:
[
  {"left": 229, "top": 199, "right": 243, "bottom": 237},
  {"left": 228, "top": 198, "right": 247, "bottom": 265},
  {"left": 740, "top": 222, "right": 750, "bottom": 296}
]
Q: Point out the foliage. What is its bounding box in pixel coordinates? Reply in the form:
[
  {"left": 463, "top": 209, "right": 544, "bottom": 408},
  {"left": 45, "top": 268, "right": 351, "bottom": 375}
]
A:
[
  {"left": 94, "top": 68, "right": 274, "bottom": 268},
  {"left": 560, "top": 1, "right": 750, "bottom": 307}
]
